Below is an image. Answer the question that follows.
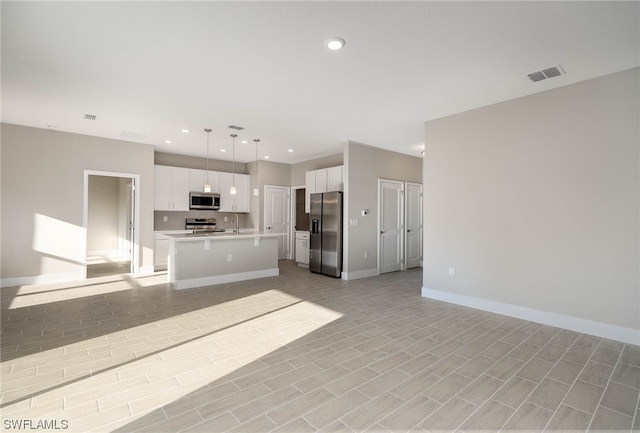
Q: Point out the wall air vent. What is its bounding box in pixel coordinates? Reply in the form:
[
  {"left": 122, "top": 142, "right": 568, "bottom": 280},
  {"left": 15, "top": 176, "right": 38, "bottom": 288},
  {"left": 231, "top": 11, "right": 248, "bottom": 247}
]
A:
[
  {"left": 528, "top": 65, "right": 565, "bottom": 83},
  {"left": 84, "top": 113, "right": 97, "bottom": 120}
]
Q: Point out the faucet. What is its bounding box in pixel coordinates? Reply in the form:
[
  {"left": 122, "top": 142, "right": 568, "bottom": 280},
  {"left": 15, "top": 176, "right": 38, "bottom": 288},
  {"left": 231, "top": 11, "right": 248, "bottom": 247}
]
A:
[{"left": 231, "top": 214, "right": 239, "bottom": 235}]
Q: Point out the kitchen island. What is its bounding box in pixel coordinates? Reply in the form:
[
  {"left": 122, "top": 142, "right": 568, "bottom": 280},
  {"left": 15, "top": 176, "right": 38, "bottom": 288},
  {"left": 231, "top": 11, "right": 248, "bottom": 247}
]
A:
[{"left": 166, "top": 231, "right": 280, "bottom": 290}]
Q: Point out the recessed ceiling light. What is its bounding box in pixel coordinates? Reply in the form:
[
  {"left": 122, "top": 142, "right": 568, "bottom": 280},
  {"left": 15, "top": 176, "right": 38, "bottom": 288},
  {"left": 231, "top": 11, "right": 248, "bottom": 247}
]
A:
[
  {"left": 264, "top": 156, "right": 270, "bottom": 159},
  {"left": 287, "top": 149, "right": 294, "bottom": 153},
  {"left": 165, "top": 140, "right": 172, "bottom": 144},
  {"left": 220, "top": 149, "right": 227, "bottom": 152},
  {"left": 326, "top": 37, "right": 345, "bottom": 50},
  {"left": 181, "top": 129, "right": 190, "bottom": 133},
  {"left": 241, "top": 140, "right": 248, "bottom": 144}
]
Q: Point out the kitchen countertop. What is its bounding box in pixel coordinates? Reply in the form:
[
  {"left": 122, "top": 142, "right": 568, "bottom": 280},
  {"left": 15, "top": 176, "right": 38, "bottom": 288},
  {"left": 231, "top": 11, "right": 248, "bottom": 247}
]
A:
[{"left": 165, "top": 230, "right": 279, "bottom": 241}]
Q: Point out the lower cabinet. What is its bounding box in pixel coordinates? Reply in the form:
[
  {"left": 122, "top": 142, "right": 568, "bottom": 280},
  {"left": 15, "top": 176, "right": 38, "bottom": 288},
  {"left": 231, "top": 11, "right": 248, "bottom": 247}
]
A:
[
  {"left": 154, "top": 233, "right": 169, "bottom": 271},
  {"left": 295, "top": 231, "right": 310, "bottom": 267}
]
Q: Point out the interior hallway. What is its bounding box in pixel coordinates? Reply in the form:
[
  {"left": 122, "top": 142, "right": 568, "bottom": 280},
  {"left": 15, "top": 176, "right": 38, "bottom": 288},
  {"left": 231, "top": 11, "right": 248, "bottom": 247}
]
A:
[{"left": 1, "top": 261, "right": 639, "bottom": 432}]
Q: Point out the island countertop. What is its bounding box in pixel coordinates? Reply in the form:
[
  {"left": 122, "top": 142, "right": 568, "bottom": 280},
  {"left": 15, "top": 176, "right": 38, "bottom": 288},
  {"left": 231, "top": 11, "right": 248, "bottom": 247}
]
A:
[{"left": 165, "top": 230, "right": 280, "bottom": 241}]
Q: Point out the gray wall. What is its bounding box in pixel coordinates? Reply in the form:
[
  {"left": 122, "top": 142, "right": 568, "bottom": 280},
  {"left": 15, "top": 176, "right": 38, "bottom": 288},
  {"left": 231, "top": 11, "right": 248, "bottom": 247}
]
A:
[
  {"left": 290, "top": 153, "right": 344, "bottom": 186},
  {"left": 1, "top": 124, "right": 155, "bottom": 282},
  {"left": 155, "top": 151, "right": 247, "bottom": 174},
  {"left": 87, "top": 176, "right": 120, "bottom": 254},
  {"left": 423, "top": 68, "right": 639, "bottom": 340},
  {"left": 247, "top": 160, "right": 291, "bottom": 231},
  {"left": 344, "top": 141, "right": 423, "bottom": 277}
]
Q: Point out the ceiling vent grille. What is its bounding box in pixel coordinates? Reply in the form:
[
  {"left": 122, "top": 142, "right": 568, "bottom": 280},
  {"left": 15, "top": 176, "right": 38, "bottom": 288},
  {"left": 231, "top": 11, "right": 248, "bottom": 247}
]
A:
[
  {"left": 228, "top": 125, "right": 244, "bottom": 131},
  {"left": 84, "top": 113, "right": 97, "bottom": 120},
  {"left": 528, "top": 65, "right": 564, "bottom": 83}
]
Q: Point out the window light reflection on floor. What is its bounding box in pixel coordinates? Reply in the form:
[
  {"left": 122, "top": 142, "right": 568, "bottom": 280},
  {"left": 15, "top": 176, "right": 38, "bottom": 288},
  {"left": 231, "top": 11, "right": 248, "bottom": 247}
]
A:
[
  {"left": 0, "top": 290, "right": 343, "bottom": 431},
  {"left": 7, "top": 273, "right": 168, "bottom": 309}
]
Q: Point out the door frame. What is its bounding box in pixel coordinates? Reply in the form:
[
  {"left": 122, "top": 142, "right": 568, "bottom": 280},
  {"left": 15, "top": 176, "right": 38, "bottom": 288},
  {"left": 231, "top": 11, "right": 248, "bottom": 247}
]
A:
[
  {"left": 263, "top": 185, "right": 291, "bottom": 260},
  {"left": 83, "top": 170, "right": 140, "bottom": 278},
  {"left": 377, "top": 178, "right": 404, "bottom": 274},
  {"left": 290, "top": 184, "right": 306, "bottom": 261},
  {"left": 404, "top": 181, "right": 423, "bottom": 270}
]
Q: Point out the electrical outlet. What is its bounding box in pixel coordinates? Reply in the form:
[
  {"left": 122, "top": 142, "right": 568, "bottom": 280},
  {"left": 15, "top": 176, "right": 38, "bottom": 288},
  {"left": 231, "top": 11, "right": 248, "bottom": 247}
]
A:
[
  {"left": 227, "top": 254, "right": 232, "bottom": 262},
  {"left": 204, "top": 238, "right": 211, "bottom": 250},
  {"left": 224, "top": 216, "right": 228, "bottom": 222},
  {"left": 448, "top": 267, "right": 455, "bottom": 277},
  {"left": 364, "top": 251, "right": 368, "bottom": 259},
  {"left": 163, "top": 216, "right": 168, "bottom": 222}
]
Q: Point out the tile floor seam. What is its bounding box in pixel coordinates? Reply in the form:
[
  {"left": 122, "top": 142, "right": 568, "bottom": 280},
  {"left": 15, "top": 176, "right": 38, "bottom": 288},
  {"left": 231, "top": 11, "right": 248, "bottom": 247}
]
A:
[
  {"left": 632, "top": 382, "right": 640, "bottom": 432},
  {"left": 488, "top": 331, "right": 568, "bottom": 428},
  {"left": 576, "top": 340, "right": 621, "bottom": 431},
  {"left": 499, "top": 335, "right": 573, "bottom": 431}
]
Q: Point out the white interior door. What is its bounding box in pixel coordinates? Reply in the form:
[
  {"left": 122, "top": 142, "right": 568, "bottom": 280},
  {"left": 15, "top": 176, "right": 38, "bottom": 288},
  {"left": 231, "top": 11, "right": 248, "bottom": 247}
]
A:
[
  {"left": 405, "top": 182, "right": 422, "bottom": 269},
  {"left": 264, "top": 186, "right": 290, "bottom": 260},
  {"left": 379, "top": 179, "right": 404, "bottom": 274}
]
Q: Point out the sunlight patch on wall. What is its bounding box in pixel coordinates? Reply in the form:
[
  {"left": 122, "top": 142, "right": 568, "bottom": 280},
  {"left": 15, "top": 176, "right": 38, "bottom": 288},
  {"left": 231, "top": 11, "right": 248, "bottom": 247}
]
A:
[{"left": 32, "top": 213, "right": 85, "bottom": 264}]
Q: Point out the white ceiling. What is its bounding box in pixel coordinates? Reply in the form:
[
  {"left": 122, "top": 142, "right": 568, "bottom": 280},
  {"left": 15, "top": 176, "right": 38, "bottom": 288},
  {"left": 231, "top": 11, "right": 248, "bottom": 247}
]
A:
[{"left": 2, "top": 1, "right": 638, "bottom": 164}]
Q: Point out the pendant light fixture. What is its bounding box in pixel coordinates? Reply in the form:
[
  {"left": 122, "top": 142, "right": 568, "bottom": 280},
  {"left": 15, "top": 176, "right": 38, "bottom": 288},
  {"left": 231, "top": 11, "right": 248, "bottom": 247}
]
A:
[
  {"left": 253, "top": 139, "right": 260, "bottom": 196},
  {"left": 203, "top": 128, "right": 212, "bottom": 193},
  {"left": 230, "top": 133, "right": 237, "bottom": 195}
]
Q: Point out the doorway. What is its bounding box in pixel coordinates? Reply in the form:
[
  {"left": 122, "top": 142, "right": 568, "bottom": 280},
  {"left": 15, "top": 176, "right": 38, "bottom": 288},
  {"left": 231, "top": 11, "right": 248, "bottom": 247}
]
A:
[
  {"left": 378, "top": 179, "right": 404, "bottom": 273},
  {"left": 378, "top": 179, "right": 423, "bottom": 274},
  {"left": 264, "top": 185, "right": 290, "bottom": 260},
  {"left": 83, "top": 170, "right": 139, "bottom": 278}
]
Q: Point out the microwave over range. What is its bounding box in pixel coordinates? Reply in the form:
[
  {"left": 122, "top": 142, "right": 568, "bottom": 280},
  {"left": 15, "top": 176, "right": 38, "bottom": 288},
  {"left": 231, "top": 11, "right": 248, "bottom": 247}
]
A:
[{"left": 189, "top": 192, "right": 220, "bottom": 210}]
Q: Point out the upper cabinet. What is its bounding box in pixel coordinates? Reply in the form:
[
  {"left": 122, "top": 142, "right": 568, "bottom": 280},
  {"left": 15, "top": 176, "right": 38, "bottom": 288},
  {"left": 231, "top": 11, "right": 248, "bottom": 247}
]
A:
[
  {"left": 189, "top": 168, "right": 220, "bottom": 194},
  {"left": 305, "top": 165, "right": 343, "bottom": 212},
  {"left": 327, "top": 165, "right": 343, "bottom": 191},
  {"left": 154, "top": 165, "right": 190, "bottom": 211},
  {"left": 219, "top": 172, "right": 250, "bottom": 213},
  {"left": 155, "top": 165, "right": 248, "bottom": 212}
]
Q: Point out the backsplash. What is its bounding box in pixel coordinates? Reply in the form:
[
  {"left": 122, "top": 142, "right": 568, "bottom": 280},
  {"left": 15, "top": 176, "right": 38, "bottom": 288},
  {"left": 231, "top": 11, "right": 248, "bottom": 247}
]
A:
[{"left": 154, "top": 211, "right": 251, "bottom": 231}]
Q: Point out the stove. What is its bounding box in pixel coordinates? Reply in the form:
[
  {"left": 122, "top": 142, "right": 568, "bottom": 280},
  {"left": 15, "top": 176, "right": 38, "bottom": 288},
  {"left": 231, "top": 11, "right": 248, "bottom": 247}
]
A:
[{"left": 185, "top": 218, "right": 225, "bottom": 233}]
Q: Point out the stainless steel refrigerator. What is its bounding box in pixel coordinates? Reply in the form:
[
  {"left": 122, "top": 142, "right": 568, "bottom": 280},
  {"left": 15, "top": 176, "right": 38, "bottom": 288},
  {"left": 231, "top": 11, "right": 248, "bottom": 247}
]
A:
[{"left": 309, "top": 191, "right": 343, "bottom": 277}]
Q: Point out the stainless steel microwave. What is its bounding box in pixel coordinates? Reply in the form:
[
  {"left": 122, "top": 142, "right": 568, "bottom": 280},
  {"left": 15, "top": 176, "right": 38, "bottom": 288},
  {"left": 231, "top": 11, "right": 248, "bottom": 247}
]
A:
[{"left": 189, "top": 192, "right": 220, "bottom": 210}]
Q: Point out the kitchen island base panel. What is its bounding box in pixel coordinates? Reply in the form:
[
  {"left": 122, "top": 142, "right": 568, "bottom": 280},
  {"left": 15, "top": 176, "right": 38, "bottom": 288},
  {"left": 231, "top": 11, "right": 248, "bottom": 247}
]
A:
[
  {"left": 172, "top": 268, "right": 279, "bottom": 290},
  {"left": 168, "top": 234, "right": 280, "bottom": 290}
]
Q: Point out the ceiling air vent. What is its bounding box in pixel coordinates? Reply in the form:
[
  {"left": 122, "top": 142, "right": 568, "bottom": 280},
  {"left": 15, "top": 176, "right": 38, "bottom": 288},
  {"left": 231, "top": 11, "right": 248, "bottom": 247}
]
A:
[
  {"left": 528, "top": 65, "right": 564, "bottom": 83},
  {"left": 228, "top": 125, "right": 244, "bottom": 131},
  {"left": 84, "top": 113, "right": 97, "bottom": 120}
]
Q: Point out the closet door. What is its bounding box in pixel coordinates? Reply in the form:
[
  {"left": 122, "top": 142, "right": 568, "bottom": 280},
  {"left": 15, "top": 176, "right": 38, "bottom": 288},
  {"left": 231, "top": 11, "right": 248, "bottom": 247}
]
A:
[
  {"left": 405, "top": 182, "right": 423, "bottom": 269},
  {"left": 378, "top": 179, "right": 404, "bottom": 274}
]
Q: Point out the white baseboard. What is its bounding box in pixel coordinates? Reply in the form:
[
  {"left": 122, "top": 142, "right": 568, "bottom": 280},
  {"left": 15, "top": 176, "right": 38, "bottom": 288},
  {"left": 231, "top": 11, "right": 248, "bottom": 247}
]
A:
[
  {"left": 422, "top": 287, "right": 640, "bottom": 346},
  {"left": 1, "top": 271, "right": 85, "bottom": 289},
  {"left": 342, "top": 268, "right": 380, "bottom": 281},
  {"left": 138, "top": 265, "right": 156, "bottom": 275},
  {"left": 172, "top": 268, "right": 280, "bottom": 290}
]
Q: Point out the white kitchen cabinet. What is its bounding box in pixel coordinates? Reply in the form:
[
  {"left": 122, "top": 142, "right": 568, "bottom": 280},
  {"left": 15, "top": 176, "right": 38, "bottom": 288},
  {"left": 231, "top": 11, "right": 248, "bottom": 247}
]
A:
[
  {"left": 154, "top": 165, "right": 190, "bottom": 211},
  {"left": 315, "top": 169, "right": 327, "bottom": 194},
  {"left": 189, "top": 168, "right": 220, "bottom": 194},
  {"left": 295, "top": 231, "right": 310, "bottom": 267},
  {"left": 327, "top": 165, "right": 343, "bottom": 191},
  {"left": 154, "top": 233, "right": 169, "bottom": 270},
  {"left": 219, "top": 172, "right": 250, "bottom": 213},
  {"left": 304, "top": 165, "right": 344, "bottom": 213},
  {"left": 305, "top": 171, "right": 315, "bottom": 213}
]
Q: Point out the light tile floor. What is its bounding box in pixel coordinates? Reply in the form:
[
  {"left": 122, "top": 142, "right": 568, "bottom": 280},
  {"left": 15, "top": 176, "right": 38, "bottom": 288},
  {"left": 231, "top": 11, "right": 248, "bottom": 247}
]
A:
[{"left": 1, "top": 261, "right": 639, "bottom": 432}]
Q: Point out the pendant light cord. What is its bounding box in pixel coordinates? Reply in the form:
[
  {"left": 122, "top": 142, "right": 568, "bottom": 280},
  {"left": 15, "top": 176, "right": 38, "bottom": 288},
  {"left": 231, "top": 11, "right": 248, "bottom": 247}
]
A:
[{"left": 204, "top": 128, "right": 212, "bottom": 184}]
